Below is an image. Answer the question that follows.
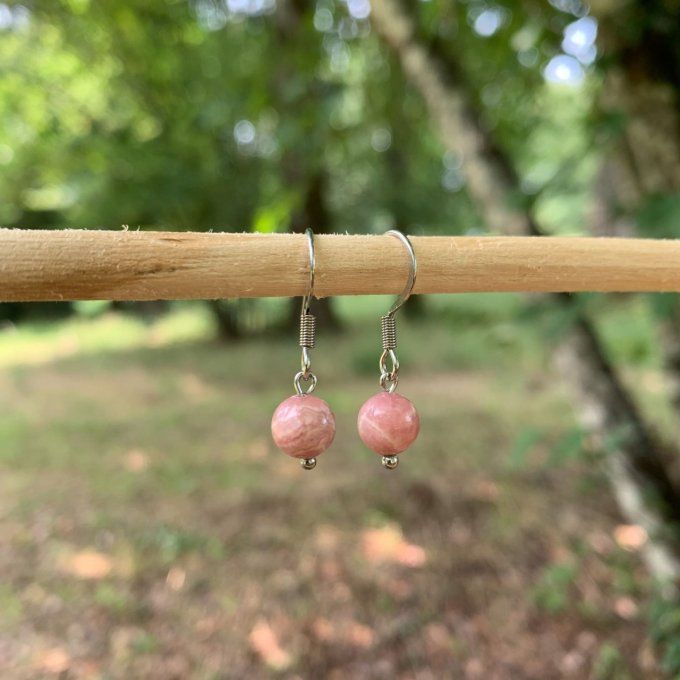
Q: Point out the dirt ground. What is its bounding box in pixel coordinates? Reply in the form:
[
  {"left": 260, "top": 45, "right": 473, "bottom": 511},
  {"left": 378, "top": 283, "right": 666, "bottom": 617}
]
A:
[{"left": 0, "top": 312, "right": 670, "bottom": 679}]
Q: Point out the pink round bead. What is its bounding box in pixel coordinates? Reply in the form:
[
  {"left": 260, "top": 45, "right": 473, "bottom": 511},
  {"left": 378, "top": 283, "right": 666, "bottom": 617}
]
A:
[
  {"left": 357, "top": 391, "right": 420, "bottom": 456},
  {"left": 271, "top": 394, "right": 336, "bottom": 459}
]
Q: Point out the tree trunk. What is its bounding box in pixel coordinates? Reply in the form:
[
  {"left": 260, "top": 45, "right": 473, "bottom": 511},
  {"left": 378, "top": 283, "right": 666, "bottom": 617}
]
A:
[
  {"left": 273, "top": 2, "right": 340, "bottom": 332},
  {"left": 209, "top": 300, "right": 242, "bottom": 341},
  {"left": 286, "top": 171, "right": 341, "bottom": 331},
  {"left": 371, "top": 0, "right": 680, "bottom": 586},
  {"left": 591, "top": 1, "right": 680, "bottom": 424},
  {"left": 555, "top": 318, "right": 680, "bottom": 584}
]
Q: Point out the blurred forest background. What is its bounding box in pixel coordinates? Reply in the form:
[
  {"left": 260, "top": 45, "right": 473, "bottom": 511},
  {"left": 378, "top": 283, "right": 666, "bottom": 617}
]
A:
[{"left": 1, "top": 0, "right": 680, "bottom": 677}]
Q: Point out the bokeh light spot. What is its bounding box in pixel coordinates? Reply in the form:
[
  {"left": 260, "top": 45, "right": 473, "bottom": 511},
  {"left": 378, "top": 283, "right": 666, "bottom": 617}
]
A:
[
  {"left": 313, "top": 7, "right": 333, "bottom": 32},
  {"left": 347, "top": 0, "right": 370, "bottom": 20},
  {"left": 234, "top": 119, "right": 256, "bottom": 146},
  {"left": 544, "top": 54, "right": 584, "bottom": 86},
  {"left": 473, "top": 9, "right": 502, "bottom": 37},
  {"left": 371, "top": 127, "right": 392, "bottom": 152},
  {"left": 562, "top": 16, "right": 597, "bottom": 64}
]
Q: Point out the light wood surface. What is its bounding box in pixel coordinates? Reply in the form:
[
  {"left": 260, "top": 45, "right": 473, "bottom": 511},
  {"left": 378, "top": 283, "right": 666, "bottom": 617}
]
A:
[{"left": 2, "top": 229, "right": 680, "bottom": 301}]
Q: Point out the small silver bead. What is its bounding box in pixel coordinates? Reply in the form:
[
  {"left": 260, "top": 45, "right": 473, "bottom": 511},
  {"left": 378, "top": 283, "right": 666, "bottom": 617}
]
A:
[
  {"left": 300, "top": 457, "right": 317, "bottom": 470},
  {"left": 381, "top": 455, "right": 399, "bottom": 470}
]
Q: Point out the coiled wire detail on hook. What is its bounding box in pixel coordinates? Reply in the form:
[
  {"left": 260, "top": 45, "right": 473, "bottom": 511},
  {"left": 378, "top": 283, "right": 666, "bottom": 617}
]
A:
[{"left": 299, "top": 313, "right": 316, "bottom": 349}]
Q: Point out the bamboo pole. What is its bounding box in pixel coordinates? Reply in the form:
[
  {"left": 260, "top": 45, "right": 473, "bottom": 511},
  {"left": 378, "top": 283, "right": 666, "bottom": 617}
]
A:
[{"left": 2, "top": 229, "right": 680, "bottom": 301}]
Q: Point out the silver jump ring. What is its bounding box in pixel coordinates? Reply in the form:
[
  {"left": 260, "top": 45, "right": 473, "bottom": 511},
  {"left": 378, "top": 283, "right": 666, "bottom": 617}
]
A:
[
  {"left": 379, "top": 348, "right": 399, "bottom": 379},
  {"left": 294, "top": 371, "right": 317, "bottom": 395},
  {"left": 379, "top": 348, "right": 399, "bottom": 392},
  {"left": 380, "top": 373, "right": 398, "bottom": 393}
]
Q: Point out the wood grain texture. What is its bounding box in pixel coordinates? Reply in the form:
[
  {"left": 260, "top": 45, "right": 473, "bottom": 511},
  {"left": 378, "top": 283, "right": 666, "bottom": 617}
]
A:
[{"left": 2, "top": 229, "right": 680, "bottom": 301}]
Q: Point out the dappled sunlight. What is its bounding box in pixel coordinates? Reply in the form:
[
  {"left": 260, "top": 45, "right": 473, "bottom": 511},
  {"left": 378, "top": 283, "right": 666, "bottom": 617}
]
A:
[{"left": 0, "top": 307, "right": 214, "bottom": 369}]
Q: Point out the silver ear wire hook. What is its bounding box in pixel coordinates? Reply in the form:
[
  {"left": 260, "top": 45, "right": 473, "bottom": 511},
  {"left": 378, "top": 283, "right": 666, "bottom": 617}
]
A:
[
  {"left": 379, "top": 229, "right": 417, "bottom": 393},
  {"left": 386, "top": 229, "right": 417, "bottom": 316},
  {"left": 294, "top": 229, "right": 318, "bottom": 395},
  {"left": 273, "top": 228, "right": 335, "bottom": 473},
  {"left": 301, "top": 227, "right": 315, "bottom": 317}
]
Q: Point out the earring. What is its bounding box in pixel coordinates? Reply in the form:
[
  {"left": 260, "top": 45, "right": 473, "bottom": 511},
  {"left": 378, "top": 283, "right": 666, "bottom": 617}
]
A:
[
  {"left": 358, "top": 230, "right": 420, "bottom": 470},
  {"left": 271, "top": 229, "right": 335, "bottom": 470}
]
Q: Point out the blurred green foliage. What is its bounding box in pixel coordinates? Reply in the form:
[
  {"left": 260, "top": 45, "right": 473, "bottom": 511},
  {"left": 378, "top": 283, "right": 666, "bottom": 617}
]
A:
[{"left": 0, "top": 0, "right": 602, "bottom": 235}]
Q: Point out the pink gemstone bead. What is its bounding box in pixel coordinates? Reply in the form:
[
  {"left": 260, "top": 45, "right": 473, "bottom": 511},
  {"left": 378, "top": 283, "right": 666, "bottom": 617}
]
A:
[
  {"left": 357, "top": 391, "right": 420, "bottom": 455},
  {"left": 271, "top": 394, "right": 336, "bottom": 459}
]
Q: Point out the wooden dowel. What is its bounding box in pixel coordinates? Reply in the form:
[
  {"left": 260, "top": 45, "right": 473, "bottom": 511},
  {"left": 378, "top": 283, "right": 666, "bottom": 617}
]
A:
[{"left": 2, "top": 229, "right": 680, "bottom": 301}]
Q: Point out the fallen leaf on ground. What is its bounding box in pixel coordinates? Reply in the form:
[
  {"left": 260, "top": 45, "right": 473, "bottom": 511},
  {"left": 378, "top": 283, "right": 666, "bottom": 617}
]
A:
[
  {"left": 361, "top": 524, "right": 427, "bottom": 567},
  {"left": 63, "top": 550, "right": 112, "bottom": 580},
  {"left": 347, "top": 622, "right": 375, "bottom": 649},
  {"left": 249, "top": 619, "right": 292, "bottom": 670},
  {"left": 312, "top": 617, "right": 335, "bottom": 642},
  {"left": 123, "top": 449, "right": 149, "bottom": 472},
  {"left": 166, "top": 567, "right": 186, "bottom": 591},
  {"left": 614, "top": 596, "right": 638, "bottom": 619},
  {"left": 36, "top": 648, "right": 70, "bottom": 674},
  {"left": 613, "top": 524, "right": 647, "bottom": 551}
]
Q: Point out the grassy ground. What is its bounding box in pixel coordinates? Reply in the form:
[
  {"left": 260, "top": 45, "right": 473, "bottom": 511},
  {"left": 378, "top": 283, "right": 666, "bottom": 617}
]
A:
[{"left": 0, "top": 296, "right": 673, "bottom": 679}]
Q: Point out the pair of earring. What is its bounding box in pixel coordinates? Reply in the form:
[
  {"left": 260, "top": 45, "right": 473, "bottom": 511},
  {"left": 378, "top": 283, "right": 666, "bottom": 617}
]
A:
[{"left": 270, "top": 229, "right": 420, "bottom": 471}]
